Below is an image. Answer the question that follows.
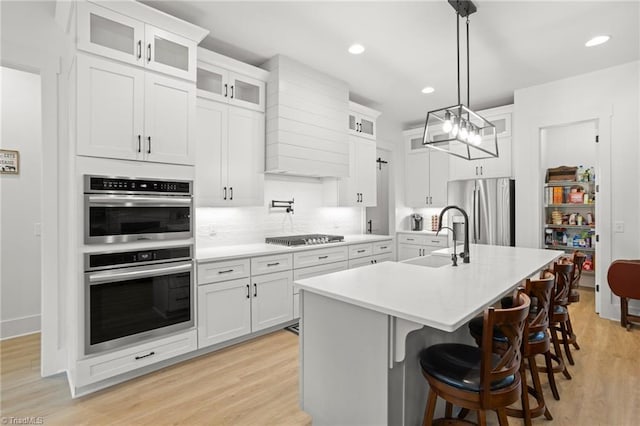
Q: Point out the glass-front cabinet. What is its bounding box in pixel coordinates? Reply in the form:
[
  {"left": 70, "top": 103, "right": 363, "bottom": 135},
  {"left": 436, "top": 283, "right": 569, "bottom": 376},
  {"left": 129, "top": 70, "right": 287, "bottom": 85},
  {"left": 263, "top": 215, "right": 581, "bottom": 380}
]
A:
[
  {"left": 77, "top": 1, "right": 197, "bottom": 81},
  {"left": 196, "top": 60, "right": 265, "bottom": 112}
]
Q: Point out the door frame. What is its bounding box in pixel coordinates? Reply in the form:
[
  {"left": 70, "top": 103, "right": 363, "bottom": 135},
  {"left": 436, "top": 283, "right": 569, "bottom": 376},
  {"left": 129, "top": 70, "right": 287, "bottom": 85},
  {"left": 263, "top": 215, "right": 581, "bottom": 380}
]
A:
[{"left": 366, "top": 144, "right": 394, "bottom": 236}]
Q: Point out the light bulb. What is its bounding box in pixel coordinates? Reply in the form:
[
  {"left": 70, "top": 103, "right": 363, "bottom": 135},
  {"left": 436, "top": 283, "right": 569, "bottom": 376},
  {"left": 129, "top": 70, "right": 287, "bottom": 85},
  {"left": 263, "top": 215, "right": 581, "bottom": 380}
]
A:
[
  {"left": 442, "top": 111, "right": 452, "bottom": 133},
  {"left": 459, "top": 120, "right": 468, "bottom": 140},
  {"left": 451, "top": 117, "right": 459, "bottom": 137},
  {"left": 467, "top": 125, "right": 475, "bottom": 143},
  {"left": 473, "top": 133, "right": 482, "bottom": 145}
]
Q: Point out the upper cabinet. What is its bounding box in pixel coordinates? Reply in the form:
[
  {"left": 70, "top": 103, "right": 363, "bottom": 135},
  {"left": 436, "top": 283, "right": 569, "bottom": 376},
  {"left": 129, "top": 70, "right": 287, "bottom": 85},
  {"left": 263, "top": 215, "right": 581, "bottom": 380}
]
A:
[
  {"left": 348, "top": 102, "right": 379, "bottom": 140},
  {"left": 76, "top": 1, "right": 207, "bottom": 81},
  {"left": 77, "top": 54, "right": 196, "bottom": 165},
  {"left": 337, "top": 136, "right": 377, "bottom": 206},
  {"left": 196, "top": 48, "right": 268, "bottom": 112},
  {"left": 404, "top": 128, "right": 449, "bottom": 207},
  {"left": 449, "top": 104, "right": 513, "bottom": 181}
]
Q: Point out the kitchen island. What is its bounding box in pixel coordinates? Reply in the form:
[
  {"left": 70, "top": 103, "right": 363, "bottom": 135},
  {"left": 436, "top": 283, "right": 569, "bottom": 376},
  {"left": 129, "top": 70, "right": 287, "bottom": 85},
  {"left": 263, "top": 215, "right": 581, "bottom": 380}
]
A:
[{"left": 295, "top": 244, "right": 563, "bottom": 426}]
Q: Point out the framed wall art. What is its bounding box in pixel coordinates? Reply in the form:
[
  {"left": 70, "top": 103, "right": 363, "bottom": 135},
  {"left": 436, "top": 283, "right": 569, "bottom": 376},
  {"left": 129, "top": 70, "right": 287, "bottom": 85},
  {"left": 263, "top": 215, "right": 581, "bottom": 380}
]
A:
[{"left": 0, "top": 149, "right": 19, "bottom": 175}]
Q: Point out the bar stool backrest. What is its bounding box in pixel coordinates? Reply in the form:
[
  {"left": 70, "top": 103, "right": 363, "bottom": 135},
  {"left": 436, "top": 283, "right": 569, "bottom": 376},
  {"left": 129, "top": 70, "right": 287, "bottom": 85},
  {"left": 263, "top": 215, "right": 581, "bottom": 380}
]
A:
[
  {"left": 480, "top": 290, "right": 530, "bottom": 406},
  {"left": 552, "top": 261, "right": 574, "bottom": 308},
  {"left": 525, "top": 271, "right": 555, "bottom": 339}
]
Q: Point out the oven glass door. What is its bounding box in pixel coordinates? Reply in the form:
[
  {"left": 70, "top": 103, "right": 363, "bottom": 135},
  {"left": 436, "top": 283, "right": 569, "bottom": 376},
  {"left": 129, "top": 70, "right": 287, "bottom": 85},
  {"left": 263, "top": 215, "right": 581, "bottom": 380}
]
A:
[
  {"left": 85, "top": 261, "right": 193, "bottom": 354},
  {"left": 85, "top": 195, "right": 192, "bottom": 243}
]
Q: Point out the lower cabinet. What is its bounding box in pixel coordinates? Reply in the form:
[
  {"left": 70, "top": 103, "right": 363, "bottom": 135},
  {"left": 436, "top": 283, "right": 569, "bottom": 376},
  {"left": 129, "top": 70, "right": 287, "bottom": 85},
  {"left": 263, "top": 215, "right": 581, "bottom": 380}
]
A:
[
  {"left": 292, "top": 261, "right": 349, "bottom": 318},
  {"left": 396, "top": 233, "right": 448, "bottom": 261},
  {"left": 198, "top": 278, "right": 251, "bottom": 347},
  {"left": 251, "top": 271, "right": 294, "bottom": 332},
  {"left": 76, "top": 330, "right": 197, "bottom": 387},
  {"left": 348, "top": 253, "right": 394, "bottom": 269}
]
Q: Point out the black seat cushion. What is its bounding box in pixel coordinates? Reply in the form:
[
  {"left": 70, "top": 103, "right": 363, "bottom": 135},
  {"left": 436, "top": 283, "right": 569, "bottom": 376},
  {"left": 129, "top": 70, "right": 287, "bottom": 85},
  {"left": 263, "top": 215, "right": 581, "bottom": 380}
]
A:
[
  {"left": 468, "top": 316, "right": 545, "bottom": 343},
  {"left": 420, "top": 343, "right": 515, "bottom": 392},
  {"left": 553, "top": 305, "right": 568, "bottom": 315}
]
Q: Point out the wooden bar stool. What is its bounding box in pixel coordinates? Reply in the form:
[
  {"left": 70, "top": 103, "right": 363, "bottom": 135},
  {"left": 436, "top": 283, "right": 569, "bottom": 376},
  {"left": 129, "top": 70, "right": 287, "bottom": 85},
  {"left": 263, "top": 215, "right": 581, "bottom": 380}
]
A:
[
  {"left": 539, "top": 261, "right": 574, "bottom": 400},
  {"left": 468, "top": 273, "right": 556, "bottom": 425},
  {"left": 564, "top": 251, "right": 587, "bottom": 352},
  {"left": 607, "top": 260, "right": 640, "bottom": 330},
  {"left": 420, "top": 290, "right": 531, "bottom": 426}
]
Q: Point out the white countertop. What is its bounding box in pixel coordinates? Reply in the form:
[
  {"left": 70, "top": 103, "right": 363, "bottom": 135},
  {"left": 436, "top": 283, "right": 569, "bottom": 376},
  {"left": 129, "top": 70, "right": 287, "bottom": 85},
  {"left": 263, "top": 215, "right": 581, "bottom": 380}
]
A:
[
  {"left": 396, "top": 230, "right": 443, "bottom": 235},
  {"left": 295, "top": 244, "right": 564, "bottom": 332},
  {"left": 196, "top": 234, "right": 394, "bottom": 262}
]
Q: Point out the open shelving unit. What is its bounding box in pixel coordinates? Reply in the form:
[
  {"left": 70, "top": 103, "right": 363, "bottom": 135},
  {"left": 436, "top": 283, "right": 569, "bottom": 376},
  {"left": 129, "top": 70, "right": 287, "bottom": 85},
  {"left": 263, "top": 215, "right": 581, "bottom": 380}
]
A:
[{"left": 543, "top": 179, "right": 596, "bottom": 275}]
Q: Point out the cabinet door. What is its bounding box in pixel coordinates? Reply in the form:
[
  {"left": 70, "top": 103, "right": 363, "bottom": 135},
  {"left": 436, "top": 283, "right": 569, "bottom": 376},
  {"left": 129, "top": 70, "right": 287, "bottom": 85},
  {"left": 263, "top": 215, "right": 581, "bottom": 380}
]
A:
[
  {"left": 229, "top": 72, "right": 265, "bottom": 112},
  {"left": 226, "top": 106, "right": 265, "bottom": 206},
  {"left": 428, "top": 149, "right": 449, "bottom": 207},
  {"left": 77, "top": 55, "right": 144, "bottom": 161},
  {"left": 348, "top": 113, "right": 358, "bottom": 133},
  {"left": 405, "top": 152, "right": 431, "bottom": 207},
  {"left": 198, "top": 279, "right": 251, "bottom": 348},
  {"left": 358, "top": 113, "right": 376, "bottom": 140},
  {"left": 449, "top": 147, "right": 480, "bottom": 181},
  {"left": 145, "top": 25, "right": 196, "bottom": 81},
  {"left": 337, "top": 136, "right": 360, "bottom": 206},
  {"left": 357, "top": 138, "right": 377, "bottom": 206},
  {"left": 478, "top": 137, "right": 512, "bottom": 178},
  {"left": 251, "top": 271, "right": 293, "bottom": 332},
  {"left": 397, "top": 243, "right": 424, "bottom": 261},
  {"left": 195, "top": 98, "right": 228, "bottom": 206},
  {"left": 144, "top": 73, "right": 196, "bottom": 165},
  {"left": 348, "top": 257, "right": 376, "bottom": 269},
  {"left": 196, "top": 62, "right": 229, "bottom": 104},
  {"left": 77, "top": 2, "right": 145, "bottom": 67}
]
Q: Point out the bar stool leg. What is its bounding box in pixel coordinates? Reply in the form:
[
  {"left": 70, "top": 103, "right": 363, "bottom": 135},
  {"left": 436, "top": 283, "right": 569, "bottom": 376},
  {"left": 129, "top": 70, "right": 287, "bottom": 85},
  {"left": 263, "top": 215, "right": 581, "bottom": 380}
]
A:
[
  {"left": 529, "top": 356, "right": 553, "bottom": 420},
  {"left": 478, "top": 409, "right": 488, "bottom": 426},
  {"left": 422, "top": 388, "right": 437, "bottom": 426},
  {"left": 566, "top": 315, "right": 580, "bottom": 350},
  {"left": 550, "top": 324, "right": 572, "bottom": 380},
  {"left": 544, "top": 350, "right": 560, "bottom": 401},
  {"left": 520, "top": 361, "right": 532, "bottom": 426},
  {"left": 560, "top": 321, "right": 575, "bottom": 365},
  {"left": 496, "top": 408, "right": 509, "bottom": 426}
]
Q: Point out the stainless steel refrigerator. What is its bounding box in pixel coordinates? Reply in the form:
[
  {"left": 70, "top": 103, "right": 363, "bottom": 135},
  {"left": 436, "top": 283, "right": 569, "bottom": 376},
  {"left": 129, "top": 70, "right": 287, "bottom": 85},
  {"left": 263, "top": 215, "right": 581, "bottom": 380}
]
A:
[{"left": 447, "top": 178, "right": 515, "bottom": 246}]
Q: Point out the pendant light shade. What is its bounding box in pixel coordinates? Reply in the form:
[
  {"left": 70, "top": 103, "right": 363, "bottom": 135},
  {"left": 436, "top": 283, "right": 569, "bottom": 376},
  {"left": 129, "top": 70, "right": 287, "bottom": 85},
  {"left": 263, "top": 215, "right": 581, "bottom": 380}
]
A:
[{"left": 422, "top": 0, "right": 499, "bottom": 161}]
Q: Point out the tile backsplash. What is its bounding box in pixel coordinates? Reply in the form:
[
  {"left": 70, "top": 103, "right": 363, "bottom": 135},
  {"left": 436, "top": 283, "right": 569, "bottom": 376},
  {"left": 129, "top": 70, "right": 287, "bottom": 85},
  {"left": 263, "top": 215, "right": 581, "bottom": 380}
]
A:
[{"left": 196, "top": 175, "right": 363, "bottom": 248}]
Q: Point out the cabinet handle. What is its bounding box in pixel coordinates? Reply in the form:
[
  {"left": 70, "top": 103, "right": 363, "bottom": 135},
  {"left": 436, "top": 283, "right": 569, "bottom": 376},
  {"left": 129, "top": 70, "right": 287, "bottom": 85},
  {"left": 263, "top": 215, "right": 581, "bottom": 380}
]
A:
[
  {"left": 480, "top": 166, "right": 483, "bottom": 175},
  {"left": 224, "top": 83, "right": 228, "bottom": 97},
  {"left": 229, "top": 187, "right": 233, "bottom": 200},
  {"left": 426, "top": 196, "right": 429, "bottom": 205},
  {"left": 218, "top": 269, "right": 234, "bottom": 274},
  {"left": 147, "top": 43, "right": 151, "bottom": 62},
  {"left": 380, "top": 246, "right": 387, "bottom": 250},
  {"left": 356, "top": 193, "right": 359, "bottom": 203},
  {"left": 137, "top": 40, "right": 142, "bottom": 59},
  {"left": 430, "top": 196, "right": 433, "bottom": 204},
  {"left": 137, "top": 135, "right": 141, "bottom": 153},
  {"left": 374, "top": 259, "right": 377, "bottom": 263},
  {"left": 147, "top": 136, "right": 151, "bottom": 154},
  {"left": 253, "top": 283, "right": 257, "bottom": 297},
  {"left": 318, "top": 255, "right": 329, "bottom": 259},
  {"left": 407, "top": 238, "right": 415, "bottom": 241},
  {"left": 431, "top": 240, "right": 440, "bottom": 244},
  {"left": 475, "top": 166, "right": 478, "bottom": 176},
  {"left": 267, "top": 262, "right": 280, "bottom": 267},
  {"left": 246, "top": 284, "right": 250, "bottom": 299},
  {"left": 357, "top": 249, "right": 366, "bottom": 253},
  {"left": 223, "top": 187, "right": 227, "bottom": 200},
  {"left": 230, "top": 85, "right": 234, "bottom": 99},
  {"left": 135, "top": 351, "right": 155, "bottom": 360}
]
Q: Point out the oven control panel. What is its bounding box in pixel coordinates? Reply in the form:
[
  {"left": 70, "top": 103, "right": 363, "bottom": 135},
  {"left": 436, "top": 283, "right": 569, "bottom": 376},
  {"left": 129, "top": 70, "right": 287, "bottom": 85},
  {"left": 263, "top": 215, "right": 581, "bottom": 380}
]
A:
[
  {"left": 85, "top": 175, "right": 192, "bottom": 195},
  {"left": 85, "top": 246, "right": 193, "bottom": 271}
]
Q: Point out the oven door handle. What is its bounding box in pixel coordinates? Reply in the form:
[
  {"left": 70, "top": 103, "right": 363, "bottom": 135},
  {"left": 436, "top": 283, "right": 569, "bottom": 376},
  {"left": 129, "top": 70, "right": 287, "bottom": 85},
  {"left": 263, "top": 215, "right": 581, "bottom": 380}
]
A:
[
  {"left": 88, "top": 263, "right": 193, "bottom": 284},
  {"left": 87, "top": 195, "right": 192, "bottom": 206}
]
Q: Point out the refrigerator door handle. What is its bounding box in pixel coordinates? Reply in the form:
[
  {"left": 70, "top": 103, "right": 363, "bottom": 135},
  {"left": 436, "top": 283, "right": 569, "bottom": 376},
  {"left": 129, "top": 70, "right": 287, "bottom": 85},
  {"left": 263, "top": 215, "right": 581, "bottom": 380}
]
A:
[
  {"left": 472, "top": 187, "right": 477, "bottom": 243},
  {"left": 477, "top": 187, "right": 481, "bottom": 242}
]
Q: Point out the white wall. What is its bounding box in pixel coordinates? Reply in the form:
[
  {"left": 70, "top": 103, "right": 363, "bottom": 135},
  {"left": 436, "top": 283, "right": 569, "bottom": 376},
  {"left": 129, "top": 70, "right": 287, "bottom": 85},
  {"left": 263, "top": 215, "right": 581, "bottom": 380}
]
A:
[
  {"left": 514, "top": 60, "right": 640, "bottom": 320},
  {"left": 0, "top": 66, "right": 42, "bottom": 338},
  {"left": 196, "top": 174, "right": 362, "bottom": 248},
  {"left": 541, "top": 122, "right": 596, "bottom": 171}
]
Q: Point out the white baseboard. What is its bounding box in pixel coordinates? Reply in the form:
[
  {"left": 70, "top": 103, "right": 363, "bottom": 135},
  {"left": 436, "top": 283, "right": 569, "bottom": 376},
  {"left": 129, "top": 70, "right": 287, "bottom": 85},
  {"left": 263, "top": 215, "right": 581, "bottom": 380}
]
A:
[{"left": 1, "top": 314, "right": 40, "bottom": 340}]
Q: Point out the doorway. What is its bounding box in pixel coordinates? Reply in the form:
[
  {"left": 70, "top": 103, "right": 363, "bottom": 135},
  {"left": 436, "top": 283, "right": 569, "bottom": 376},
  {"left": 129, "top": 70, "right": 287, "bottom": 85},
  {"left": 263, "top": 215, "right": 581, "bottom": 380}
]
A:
[{"left": 366, "top": 148, "right": 390, "bottom": 235}]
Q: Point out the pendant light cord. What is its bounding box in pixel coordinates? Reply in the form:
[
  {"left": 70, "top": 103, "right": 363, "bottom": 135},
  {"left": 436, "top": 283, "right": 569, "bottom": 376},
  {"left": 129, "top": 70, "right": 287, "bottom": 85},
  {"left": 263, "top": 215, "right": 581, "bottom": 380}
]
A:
[
  {"left": 456, "top": 12, "right": 460, "bottom": 105},
  {"left": 467, "top": 17, "right": 470, "bottom": 111}
]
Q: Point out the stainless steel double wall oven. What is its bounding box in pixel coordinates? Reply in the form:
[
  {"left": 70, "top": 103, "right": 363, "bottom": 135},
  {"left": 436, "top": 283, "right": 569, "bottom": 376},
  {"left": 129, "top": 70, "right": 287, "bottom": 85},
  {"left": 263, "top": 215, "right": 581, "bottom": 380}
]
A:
[{"left": 83, "top": 175, "right": 195, "bottom": 355}]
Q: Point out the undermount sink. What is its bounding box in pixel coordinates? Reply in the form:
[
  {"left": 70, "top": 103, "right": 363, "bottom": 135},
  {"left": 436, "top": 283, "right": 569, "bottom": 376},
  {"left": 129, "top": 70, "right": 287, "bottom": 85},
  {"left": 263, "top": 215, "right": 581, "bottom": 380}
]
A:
[{"left": 401, "top": 255, "right": 451, "bottom": 268}]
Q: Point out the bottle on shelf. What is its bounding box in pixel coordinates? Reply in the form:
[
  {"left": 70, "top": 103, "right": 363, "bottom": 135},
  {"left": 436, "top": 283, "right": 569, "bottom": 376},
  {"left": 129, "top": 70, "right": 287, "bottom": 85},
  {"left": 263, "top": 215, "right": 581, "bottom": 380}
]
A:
[{"left": 577, "top": 165, "right": 584, "bottom": 182}]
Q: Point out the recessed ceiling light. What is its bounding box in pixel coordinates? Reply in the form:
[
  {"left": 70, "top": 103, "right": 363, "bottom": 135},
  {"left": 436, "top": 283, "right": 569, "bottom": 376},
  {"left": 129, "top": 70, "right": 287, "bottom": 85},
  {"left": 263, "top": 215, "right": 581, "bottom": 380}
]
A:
[
  {"left": 421, "top": 86, "right": 435, "bottom": 94},
  {"left": 348, "top": 44, "right": 365, "bottom": 55},
  {"left": 585, "top": 35, "right": 610, "bottom": 47}
]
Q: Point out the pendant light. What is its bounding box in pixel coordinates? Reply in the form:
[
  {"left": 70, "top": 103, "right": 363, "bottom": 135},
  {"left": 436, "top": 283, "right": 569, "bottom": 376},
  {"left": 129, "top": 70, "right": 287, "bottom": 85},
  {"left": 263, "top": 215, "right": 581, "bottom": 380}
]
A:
[{"left": 422, "top": 0, "right": 499, "bottom": 160}]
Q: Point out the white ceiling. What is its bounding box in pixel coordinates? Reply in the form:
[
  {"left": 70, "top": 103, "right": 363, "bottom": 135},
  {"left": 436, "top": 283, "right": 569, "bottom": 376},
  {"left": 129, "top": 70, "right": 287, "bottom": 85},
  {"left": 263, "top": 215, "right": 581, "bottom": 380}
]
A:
[{"left": 143, "top": 1, "right": 640, "bottom": 128}]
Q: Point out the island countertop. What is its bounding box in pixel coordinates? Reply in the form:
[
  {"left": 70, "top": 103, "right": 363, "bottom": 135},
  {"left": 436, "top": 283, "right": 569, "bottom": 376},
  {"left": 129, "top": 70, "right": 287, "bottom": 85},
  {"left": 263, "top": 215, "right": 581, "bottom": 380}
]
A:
[{"left": 294, "top": 244, "right": 563, "bottom": 332}]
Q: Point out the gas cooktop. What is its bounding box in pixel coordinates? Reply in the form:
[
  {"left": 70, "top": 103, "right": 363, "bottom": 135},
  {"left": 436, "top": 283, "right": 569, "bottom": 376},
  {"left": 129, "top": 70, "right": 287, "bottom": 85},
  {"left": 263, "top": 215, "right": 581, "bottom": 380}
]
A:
[{"left": 265, "top": 234, "right": 344, "bottom": 246}]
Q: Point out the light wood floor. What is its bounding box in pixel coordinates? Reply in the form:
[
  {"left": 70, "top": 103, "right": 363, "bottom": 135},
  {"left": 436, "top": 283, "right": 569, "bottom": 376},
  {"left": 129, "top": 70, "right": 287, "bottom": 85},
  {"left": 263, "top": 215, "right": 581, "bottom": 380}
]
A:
[{"left": 1, "top": 289, "right": 639, "bottom": 425}]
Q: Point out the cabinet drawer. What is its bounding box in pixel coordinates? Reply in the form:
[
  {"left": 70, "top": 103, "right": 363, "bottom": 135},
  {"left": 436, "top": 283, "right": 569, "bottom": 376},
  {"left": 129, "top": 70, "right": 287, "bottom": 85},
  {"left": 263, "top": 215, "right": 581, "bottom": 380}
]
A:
[
  {"left": 373, "top": 253, "right": 394, "bottom": 263},
  {"left": 348, "top": 256, "right": 376, "bottom": 269},
  {"left": 398, "top": 234, "right": 427, "bottom": 245},
  {"left": 373, "top": 240, "right": 393, "bottom": 255},
  {"left": 293, "top": 261, "right": 349, "bottom": 294},
  {"left": 197, "top": 258, "right": 250, "bottom": 284},
  {"left": 424, "top": 235, "right": 448, "bottom": 247},
  {"left": 349, "top": 243, "right": 373, "bottom": 259},
  {"left": 76, "top": 330, "right": 197, "bottom": 387},
  {"left": 251, "top": 253, "right": 293, "bottom": 276},
  {"left": 293, "top": 246, "right": 349, "bottom": 269}
]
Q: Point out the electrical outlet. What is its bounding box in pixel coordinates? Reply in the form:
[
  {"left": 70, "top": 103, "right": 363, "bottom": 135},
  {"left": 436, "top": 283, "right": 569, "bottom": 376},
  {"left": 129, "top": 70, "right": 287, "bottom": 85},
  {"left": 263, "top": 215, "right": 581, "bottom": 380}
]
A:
[{"left": 614, "top": 221, "right": 624, "bottom": 233}]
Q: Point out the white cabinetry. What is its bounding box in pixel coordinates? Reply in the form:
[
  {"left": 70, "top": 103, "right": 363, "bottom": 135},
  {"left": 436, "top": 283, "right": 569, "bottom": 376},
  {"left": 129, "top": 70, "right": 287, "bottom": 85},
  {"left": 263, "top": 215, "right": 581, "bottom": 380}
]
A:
[
  {"left": 198, "top": 278, "right": 251, "bottom": 347},
  {"left": 251, "top": 271, "right": 294, "bottom": 332},
  {"left": 347, "top": 240, "right": 394, "bottom": 269},
  {"left": 76, "top": 330, "right": 197, "bottom": 387},
  {"left": 449, "top": 105, "right": 513, "bottom": 180},
  {"left": 196, "top": 48, "right": 266, "bottom": 112},
  {"left": 77, "top": 1, "right": 201, "bottom": 81},
  {"left": 348, "top": 102, "right": 380, "bottom": 140},
  {"left": 195, "top": 98, "right": 264, "bottom": 206},
  {"left": 77, "top": 54, "right": 195, "bottom": 165},
  {"left": 404, "top": 128, "right": 449, "bottom": 207},
  {"left": 396, "top": 233, "right": 448, "bottom": 261},
  {"left": 337, "top": 136, "right": 377, "bottom": 206}
]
